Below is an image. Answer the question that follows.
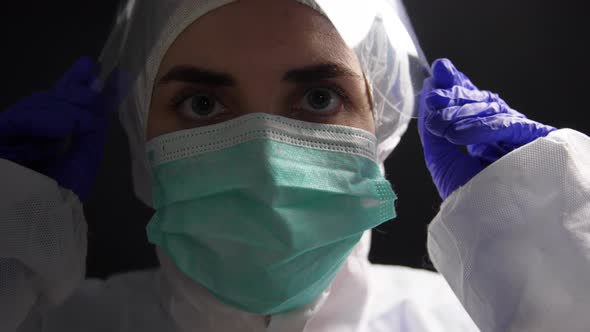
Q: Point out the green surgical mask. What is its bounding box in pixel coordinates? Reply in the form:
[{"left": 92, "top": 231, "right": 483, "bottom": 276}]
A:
[{"left": 146, "top": 113, "right": 396, "bottom": 315}]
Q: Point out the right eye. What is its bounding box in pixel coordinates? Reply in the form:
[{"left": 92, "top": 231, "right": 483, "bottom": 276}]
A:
[{"left": 175, "top": 93, "right": 227, "bottom": 121}]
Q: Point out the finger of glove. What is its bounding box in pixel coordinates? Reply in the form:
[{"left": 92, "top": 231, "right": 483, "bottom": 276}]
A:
[
  {"left": 55, "top": 84, "right": 100, "bottom": 107},
  {"left": 426, "top": 102, "right": 506, "bottom": 138},
  {"left": 42, "top": 156, "right": 91, "bottom": 201},
  {"left": 426, "top": 86, "right": 499, "bottom": 110},
  {"left": 55, "top": 56, "right": 99, "bottom": 88},
  {"left": 419, "top": 78, "right": 485, "bottom": 198},
  {"left": 0, "top": 98, "right": 98, "bottom": 138},
  {"left": 53, "top": 108, "right": 110, "bottom": 174},
  {"left": 46, "top": 129, "right": 108, "bottom": 202},
  {"left": 418, "top": 78, "right": 445, "bottom": 145},
  {"left": 0, "top": 140, "right": 64, "bottom": 163},
  {"left": 467, "top": 143, "right": 507, "bottom": 165},
  {"left": 442, "top": 114, "right": 556, "bottom": 146},
  {"left": 54, "top": 57, "right": 100, "bottom": 106},
  {"left": 9, "top": 91, "right": 90, "bottom": 113},
  {"left": 420, "top": 112, "right": 485, "bottom": 200},
  {"left": 419, "top": 79, "right": 458, "bottom": 148},
  {"left": 431, "top": 58, "right": 478, "bottom": 90},
  {"left": 91, "top": 68, "right": 133, "bottom": 117}
]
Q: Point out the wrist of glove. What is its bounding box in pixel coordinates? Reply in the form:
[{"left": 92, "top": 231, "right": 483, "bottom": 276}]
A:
[
  {"left": 0, "top": 57, "right": 129, "bottom": 202},
  {"left": 418, "top": 58, "right": 557, "bottom": 200}
]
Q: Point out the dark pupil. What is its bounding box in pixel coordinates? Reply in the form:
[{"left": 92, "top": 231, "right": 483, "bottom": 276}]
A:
[
  {"left": 307, "top": 89, "right": 332, "bottom": 110},
  {"left": 191, "top": 95, "right": 215, "bottom": 116}
]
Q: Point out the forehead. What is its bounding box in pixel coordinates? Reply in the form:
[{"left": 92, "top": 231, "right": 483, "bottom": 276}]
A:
[{"left": 157, "top": 0, "right": 361, "bottom": 77}]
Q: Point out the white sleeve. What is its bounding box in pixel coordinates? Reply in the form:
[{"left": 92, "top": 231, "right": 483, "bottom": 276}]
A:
[
  {"left": 0, "top": 159, "right": 87, "bottom": 332},
  {"left": 427, "top": 129, "right": 590, "bottom": 332}
]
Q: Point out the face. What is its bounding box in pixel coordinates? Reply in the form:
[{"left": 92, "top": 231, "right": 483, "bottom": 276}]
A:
[{"left": 147, "top": 0, "right": 375, "bottom": 141}]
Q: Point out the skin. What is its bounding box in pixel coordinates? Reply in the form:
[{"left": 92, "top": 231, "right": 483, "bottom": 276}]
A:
[{"left": 147, "top": 0, "right": 375, "bottom": 141}]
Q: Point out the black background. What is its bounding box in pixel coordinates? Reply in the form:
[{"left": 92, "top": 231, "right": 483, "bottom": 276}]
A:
[{"left": 1, "top": 1, "right": 587, "bottom": 279}]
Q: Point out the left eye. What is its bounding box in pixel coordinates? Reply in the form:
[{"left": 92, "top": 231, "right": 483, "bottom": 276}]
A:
[{"left": 296, "top": 88, "right": 344, "bottom": 114}]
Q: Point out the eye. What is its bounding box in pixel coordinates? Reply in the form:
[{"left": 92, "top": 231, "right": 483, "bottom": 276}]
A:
[
  {"left": 295, "top": 87, "right": 346, "bottom": 115},
  {"left": 175, "top": 93, "right": 226, "bottom": 120}
]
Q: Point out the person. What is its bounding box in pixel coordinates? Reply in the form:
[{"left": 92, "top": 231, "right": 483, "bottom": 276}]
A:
[{"left": 0, "top": 0, "right": 588, "bottom": 331}]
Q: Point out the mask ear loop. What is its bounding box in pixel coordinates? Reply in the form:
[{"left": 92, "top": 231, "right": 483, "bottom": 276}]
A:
[
  {"left": 362, "top": 72, "right": 387, "bottom": 175},
  {"left": 363, "top": 72, "right": 376, "bottom": 121}
]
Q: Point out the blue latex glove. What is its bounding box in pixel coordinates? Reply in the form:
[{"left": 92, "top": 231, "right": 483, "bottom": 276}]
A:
[
  {"left": 0, "top": 57, "right": 128, "bottom": 202},
  {"left": 418, "top": 58, "right": 557, "bottom": 200}
]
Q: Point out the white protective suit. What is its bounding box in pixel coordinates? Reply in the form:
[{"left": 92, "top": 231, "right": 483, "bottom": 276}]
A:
[{"left": 2, "top": 0, "right": 590, "bottom": 331}]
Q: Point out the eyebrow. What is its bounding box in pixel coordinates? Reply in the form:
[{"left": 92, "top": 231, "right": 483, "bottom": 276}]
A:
[
  {"left": 158, "top": 65, "right": 235, "bottom": 86},
  {"left": 157, "top": 63, "right": 362, "bottom": 87},
  {"left": 283, "top": 63, "right": 363, "bottom": 83}
]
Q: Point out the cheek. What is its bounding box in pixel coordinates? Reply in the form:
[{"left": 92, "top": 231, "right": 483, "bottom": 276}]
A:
[
  {"left": 343, "top": 83, "right": 376, "bottom": 134},
  {"left": 363, "top": 112, "right": 376, "bottom": 134},
  {"left": 362, "top": 89, "right": 376, "bottom": 134},
  {"left": 146, "top": 101, "right": 183, "bottom": 140},
  {"left": 325, "top": 106, "right": 375, "bottom": 134},
  {"left": 351, "top": 110, "right": 376, "bottom": 134}
]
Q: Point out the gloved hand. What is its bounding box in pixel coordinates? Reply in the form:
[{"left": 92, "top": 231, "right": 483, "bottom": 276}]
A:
[
  {"left": 418, "top": 58, "right": 557, "bottom": 200},
  {"left": 0, "top": 57, "right": 129, "bottom": 202}
]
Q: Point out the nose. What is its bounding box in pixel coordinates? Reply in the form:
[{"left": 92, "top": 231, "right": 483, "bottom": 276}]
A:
[{"left": 232, "top": 81, "right": 287, "bottom": 117}]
